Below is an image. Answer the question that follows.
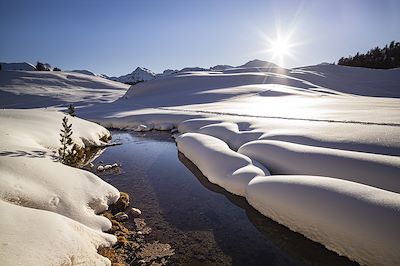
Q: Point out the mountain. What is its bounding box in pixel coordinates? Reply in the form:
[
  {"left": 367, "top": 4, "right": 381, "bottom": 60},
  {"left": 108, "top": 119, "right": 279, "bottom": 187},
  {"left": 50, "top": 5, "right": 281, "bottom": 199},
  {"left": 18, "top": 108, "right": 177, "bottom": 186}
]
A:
[
  {"left": 210, "top": 65, "right": 234, "bottom": 71},
  {"left": 155, "top": 69, "right": 179, "bottom": 79},
  {"left": 110, "top": 67, "right": 156, "bottom": 85},
  {"left": 179, "top": 67, "right": 208, "bottom": 72},
  {"left": 108, "top": 59, "right": 280, "bottom": 85},
  {"left": 238, "top": 59, "right": 280, "bottom": 68}
]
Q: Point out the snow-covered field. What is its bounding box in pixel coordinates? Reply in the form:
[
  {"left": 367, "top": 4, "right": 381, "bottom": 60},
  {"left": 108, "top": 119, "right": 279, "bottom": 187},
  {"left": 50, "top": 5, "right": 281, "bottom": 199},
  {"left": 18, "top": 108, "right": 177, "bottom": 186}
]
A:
[
  {"left": 1, "top": 61, "right": 400, "bottom": 265},
  {"left": 0, "top": 70, "right": 128, "bottom": 108}
]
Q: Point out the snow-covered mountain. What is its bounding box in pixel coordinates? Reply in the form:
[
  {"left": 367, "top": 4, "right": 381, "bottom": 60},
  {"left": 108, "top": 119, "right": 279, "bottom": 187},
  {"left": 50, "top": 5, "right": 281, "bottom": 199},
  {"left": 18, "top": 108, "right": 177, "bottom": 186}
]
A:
[
  {"left": 238, "top": 59, "right": 280, "bottom": 68},
  {"left": 110, "top": 67, "right": 156, "bottom": 84},
  {"left": 210, "top": 64, "right": 234, "bottom": 71},
  {"left": 109, "top": 60, "right": 278, "bottom": 85}
]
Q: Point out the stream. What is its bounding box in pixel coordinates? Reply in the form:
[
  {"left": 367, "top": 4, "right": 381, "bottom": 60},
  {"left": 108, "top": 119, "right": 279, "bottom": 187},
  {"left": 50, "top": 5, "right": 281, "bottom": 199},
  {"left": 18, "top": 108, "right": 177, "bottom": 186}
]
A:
[{"left": 93, "top": 131, "right": 358, "bottom": 266}]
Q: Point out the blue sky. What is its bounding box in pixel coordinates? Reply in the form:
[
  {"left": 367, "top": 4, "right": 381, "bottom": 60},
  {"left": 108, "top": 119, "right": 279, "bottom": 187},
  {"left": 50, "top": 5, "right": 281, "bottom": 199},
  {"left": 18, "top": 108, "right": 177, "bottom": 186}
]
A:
[{"left": 1, "top": 0, "right": 399, "bottom": 76}]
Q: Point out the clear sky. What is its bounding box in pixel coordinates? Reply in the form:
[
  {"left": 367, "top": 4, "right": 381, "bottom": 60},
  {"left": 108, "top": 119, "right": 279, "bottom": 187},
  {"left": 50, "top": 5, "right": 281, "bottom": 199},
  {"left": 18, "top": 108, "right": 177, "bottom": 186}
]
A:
[{"left": 1, "top": 0, "right": 399, "bottom": 76}]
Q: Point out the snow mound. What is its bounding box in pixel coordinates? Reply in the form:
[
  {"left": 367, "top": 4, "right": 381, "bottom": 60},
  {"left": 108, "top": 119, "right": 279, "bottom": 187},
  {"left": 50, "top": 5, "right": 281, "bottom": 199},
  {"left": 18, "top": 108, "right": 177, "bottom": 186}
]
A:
[
  {"left": 246, "top": 175, "right": 400, "bottom": 266},
  {"left": 238, "top": 140, "right": 400, "bottom": 193},
  {"left": 0, "top": 109, "right": 119, "bottom": 265},
  {"left": 176, "top": 132, "right": 269, "bottom": 196}
]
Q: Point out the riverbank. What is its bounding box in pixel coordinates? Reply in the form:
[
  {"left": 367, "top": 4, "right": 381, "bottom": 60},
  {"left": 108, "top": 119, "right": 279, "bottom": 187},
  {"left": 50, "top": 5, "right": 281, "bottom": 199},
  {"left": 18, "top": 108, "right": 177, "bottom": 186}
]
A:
[{"left": 91, "top": 130, "right": 358, "bottom": 266}]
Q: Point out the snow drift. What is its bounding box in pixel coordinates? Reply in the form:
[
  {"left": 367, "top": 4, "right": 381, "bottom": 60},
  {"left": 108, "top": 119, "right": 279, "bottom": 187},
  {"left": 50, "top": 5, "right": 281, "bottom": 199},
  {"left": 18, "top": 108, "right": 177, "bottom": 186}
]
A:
[
  {"left": 239, "top": 140, "right": 400, "bottom": 193},
  {"left": 176, "top": 132, "right": 269, "bottom": 196},
  {"left": 246, "top": 175, "right": 400, "bottom": 266},
  {"left": 0, "top": 109, "right": 119, "bottom": 265}
]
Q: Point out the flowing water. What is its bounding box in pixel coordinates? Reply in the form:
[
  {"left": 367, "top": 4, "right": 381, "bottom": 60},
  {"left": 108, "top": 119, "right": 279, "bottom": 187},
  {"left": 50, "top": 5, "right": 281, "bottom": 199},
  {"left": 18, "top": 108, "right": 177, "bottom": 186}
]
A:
[{"left": 93, "top": 131, "right": 358, "bottom": 266}]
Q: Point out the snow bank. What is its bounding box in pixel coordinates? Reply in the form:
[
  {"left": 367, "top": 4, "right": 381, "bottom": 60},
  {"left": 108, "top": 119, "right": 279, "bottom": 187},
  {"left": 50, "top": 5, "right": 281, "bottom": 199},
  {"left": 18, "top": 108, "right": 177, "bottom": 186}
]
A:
[
  {"left": 246, "top": 175, "right": 400, "bottom": 266},
  {"left": 0, "top": 109, "right": 119, "bottom": 265},
  {"left": 0, "top": 200, "right": 115, "bottom": 266},
  {"left": 0, "top": 109, "right": 111, "bottom": 150},
  {"left": 238, "top": 140, "right": 400, "bottom": 193},
  {"left": 178, "top": 119, "right": 263, "bottom": 150},
  {"left": 176, "top": 133, "right": 269, "bottom": 196}
]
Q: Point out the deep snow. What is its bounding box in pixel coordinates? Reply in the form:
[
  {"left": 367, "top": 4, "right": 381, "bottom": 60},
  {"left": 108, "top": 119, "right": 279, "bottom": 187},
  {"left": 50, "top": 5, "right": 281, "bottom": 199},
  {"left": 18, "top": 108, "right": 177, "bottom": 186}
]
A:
[
  {"left": 80, "top": 62, "right": 399, "bottom": 265},
  {"left": 1, "top": 61, "right": 400, "bottom": 265}
]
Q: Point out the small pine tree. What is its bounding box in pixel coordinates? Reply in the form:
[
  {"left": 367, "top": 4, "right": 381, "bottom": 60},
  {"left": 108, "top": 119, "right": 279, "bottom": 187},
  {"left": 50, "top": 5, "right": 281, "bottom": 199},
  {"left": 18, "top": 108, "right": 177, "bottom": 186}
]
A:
[
  {"left": 68, "top": 104, "right": 76, "bottom": 117},
  {"left": 59, "top": 116, "right": 78, "bottom": 166}
]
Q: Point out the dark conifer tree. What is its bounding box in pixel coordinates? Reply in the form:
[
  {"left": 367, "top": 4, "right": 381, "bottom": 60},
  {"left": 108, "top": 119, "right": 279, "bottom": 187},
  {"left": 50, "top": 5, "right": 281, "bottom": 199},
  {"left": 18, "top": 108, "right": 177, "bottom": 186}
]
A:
[
  {"left": 68, "top": 104, "right": 76, "bottom": 117},
  {"left": 58, "top": 116, "right": 78, "bottom": 166},
  {"left": 337, "top": 41, "right": 400, "bottom": 69}
]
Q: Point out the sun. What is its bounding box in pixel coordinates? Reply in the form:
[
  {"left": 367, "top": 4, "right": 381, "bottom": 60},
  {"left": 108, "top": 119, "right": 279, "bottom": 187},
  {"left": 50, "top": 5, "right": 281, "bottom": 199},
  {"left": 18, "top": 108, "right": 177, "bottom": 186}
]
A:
[
  {"left": 257, "top": 27, "right": 301, "bottom": 67},
  {"left": 270, "top": 38, "right": 291, "bottom": 57}
]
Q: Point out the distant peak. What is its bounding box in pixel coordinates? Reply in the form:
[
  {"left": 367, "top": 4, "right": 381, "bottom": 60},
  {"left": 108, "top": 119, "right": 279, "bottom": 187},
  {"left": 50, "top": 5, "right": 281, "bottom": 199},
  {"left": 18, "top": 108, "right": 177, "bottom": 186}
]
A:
[
  {"left": 239, "top": 59, "right": 279, "bottom": 68},
  {"left": 133, "top": 67, "right": 155, "bottom": 75}
]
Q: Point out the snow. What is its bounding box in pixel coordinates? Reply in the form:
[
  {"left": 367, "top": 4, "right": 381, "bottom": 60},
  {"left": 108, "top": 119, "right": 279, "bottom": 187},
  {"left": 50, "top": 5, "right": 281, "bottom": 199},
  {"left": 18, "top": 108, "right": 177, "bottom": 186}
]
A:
[
  {"left": 238, "top": 59, "right": 280, "bottom": 68},
  {"left": 0, "top": 200, "right": 115, "bottom": 266},
  {"left": 2, "top": 60, "right": 400, "bottom": 265},
  {"left": 239, "top": 140, "right": 400, "bottom": 193},
  {"left": 77, "top": 62, "right": 400, "bottom": 265},
  {"left": 0, "top": 70, "right": 129, "bottom": 108},
  {"left": 246, "top": 175, "right": 400, "bottom": 266},
  {"left": 176, "top": 132, "right": 269, "bottom": 196},
  {"left": 70, "top": 69, "right": 96, "bottom": 76},
  {"left": 0, "top": 109, "right": 119, "bottom": 265}
]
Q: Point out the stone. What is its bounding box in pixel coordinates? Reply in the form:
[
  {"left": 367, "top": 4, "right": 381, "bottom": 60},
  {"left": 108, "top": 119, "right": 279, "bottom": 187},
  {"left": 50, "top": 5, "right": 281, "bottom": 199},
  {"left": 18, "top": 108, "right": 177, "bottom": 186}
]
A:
[
  {"left": 109, "top": 192, "right": 130, "bottom": 214},
  {"left": 115, "top": 212, "right": 129, "bottom": 222},
  {"left": 131, "top": 207, "right": 142, "bottom": 217},
  {"left": 97, "top": 165, "right": 104, "bottom": 171}
]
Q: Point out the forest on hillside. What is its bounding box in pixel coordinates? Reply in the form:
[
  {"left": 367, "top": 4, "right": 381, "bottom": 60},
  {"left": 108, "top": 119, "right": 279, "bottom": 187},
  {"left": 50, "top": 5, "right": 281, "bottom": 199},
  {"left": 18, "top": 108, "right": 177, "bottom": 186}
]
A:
[{"left": 338, "top": 41, "right": 400, "bottom": 69}]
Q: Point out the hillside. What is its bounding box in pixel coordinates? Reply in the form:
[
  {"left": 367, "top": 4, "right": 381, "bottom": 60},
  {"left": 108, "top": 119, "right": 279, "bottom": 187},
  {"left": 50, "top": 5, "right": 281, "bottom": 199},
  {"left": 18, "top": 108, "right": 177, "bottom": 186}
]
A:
[{"left": 0, "top": 70, "right": 129, "bottom": 108}]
